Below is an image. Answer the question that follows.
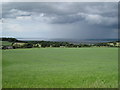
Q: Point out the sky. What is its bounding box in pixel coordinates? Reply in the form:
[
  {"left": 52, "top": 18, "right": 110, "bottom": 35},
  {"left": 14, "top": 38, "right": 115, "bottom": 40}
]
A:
[{"left": 1, "top": 2, "right": 118, "bottom": 40}]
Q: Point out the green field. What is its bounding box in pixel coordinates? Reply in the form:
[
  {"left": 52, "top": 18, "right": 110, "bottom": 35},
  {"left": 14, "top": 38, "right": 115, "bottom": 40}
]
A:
[
  {"left": 0, "top": 41, "right": 12, "bottom": 46},
  {"left": 2, "top": 48, "right": 118, "bottom": 88},
  {"left": 0, "top": 49, "right": 1, "bottom": 89}
]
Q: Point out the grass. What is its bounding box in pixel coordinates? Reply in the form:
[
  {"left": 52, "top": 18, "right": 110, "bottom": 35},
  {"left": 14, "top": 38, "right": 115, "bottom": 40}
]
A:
[
  {"left": 0, "top": 50, "right": 2, "bottom": 89},
  {"left": 0, "top": 41, "right": 12, "bottom": 46},
  {"left": 2, "top": 48, "right": 118, "bottom": 88}
]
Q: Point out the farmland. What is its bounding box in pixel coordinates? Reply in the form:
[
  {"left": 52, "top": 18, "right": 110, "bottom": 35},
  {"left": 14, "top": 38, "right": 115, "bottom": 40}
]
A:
[
  {"left": 0, "top": 49, "right": 1, "bottom": 89},
  {"left": 1, "top": 41, "right": 12, "bottom": 46},
  {"left": 2, "top": 48, "right": 118, "bottom": 88}
]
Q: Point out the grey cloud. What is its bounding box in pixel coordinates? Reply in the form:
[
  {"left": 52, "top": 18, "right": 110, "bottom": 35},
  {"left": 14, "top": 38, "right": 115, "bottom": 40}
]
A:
[
  {"left": 2, "top": 2, "right": 118, "bottom": 26},
  {"left": 2, "top": 2, "right": 118, "bottom": 39},
  {"left": 2, "top": 2, "right": 117, "bottom": 17},
  {"left": 5, "top": 9, "right": 32, "bottom": 18}
]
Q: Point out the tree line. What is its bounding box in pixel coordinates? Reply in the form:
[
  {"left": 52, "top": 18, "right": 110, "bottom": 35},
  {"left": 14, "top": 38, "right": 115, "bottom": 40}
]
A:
[{"left": 1, "top": 37, "right": 120, "bottom": 49}]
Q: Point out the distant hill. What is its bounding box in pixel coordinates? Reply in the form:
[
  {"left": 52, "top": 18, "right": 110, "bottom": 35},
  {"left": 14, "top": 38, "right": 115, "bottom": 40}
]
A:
[{"left": 0, "top": 37, "right": 18, "bottom": 42}]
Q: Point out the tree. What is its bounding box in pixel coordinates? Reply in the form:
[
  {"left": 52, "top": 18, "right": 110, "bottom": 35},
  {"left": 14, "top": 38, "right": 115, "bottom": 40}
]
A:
[{"left": 24, "top": 43, "right": 33, "bottom": 48}]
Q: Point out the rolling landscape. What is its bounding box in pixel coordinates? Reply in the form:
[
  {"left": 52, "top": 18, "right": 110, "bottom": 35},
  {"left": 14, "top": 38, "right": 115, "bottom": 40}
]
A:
[
  {"left": 1, "top": 37, "right": 119, "bottom": 88},
  {"left": 1, "top": 2, "right": 119, "bottom": 88}
]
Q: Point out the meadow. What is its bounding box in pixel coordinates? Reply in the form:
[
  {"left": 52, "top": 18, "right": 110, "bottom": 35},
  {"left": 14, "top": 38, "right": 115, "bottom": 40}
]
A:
[
  {"left": 2, "top": 48, "right": 118, "bottom": 88},
  {"left": 1, "top": 41, "right": 12, "bottom": 46},
  {"left": 0, "top": 49, "right": 1, "bottom": 89}
]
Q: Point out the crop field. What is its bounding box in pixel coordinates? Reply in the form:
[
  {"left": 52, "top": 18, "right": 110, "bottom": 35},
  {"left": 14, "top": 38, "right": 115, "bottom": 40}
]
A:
[
  {"left": 2, "top": 48, "right": 118, "bottom": 88},
  {"left": 1, "top": 41, "right": 12, "bottom": 46},
  {"left": 0, "top": 49, "right": 1, "bottom": 89}
]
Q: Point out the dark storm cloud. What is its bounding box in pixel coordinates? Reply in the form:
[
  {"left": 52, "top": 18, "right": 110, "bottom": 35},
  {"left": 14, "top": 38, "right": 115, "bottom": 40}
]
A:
[
  {"left": 2, "top": 2, "right": 118, "bottom": 39},
  {"left": 2, "top": 2, "right": 117, "bottom": 24}
]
